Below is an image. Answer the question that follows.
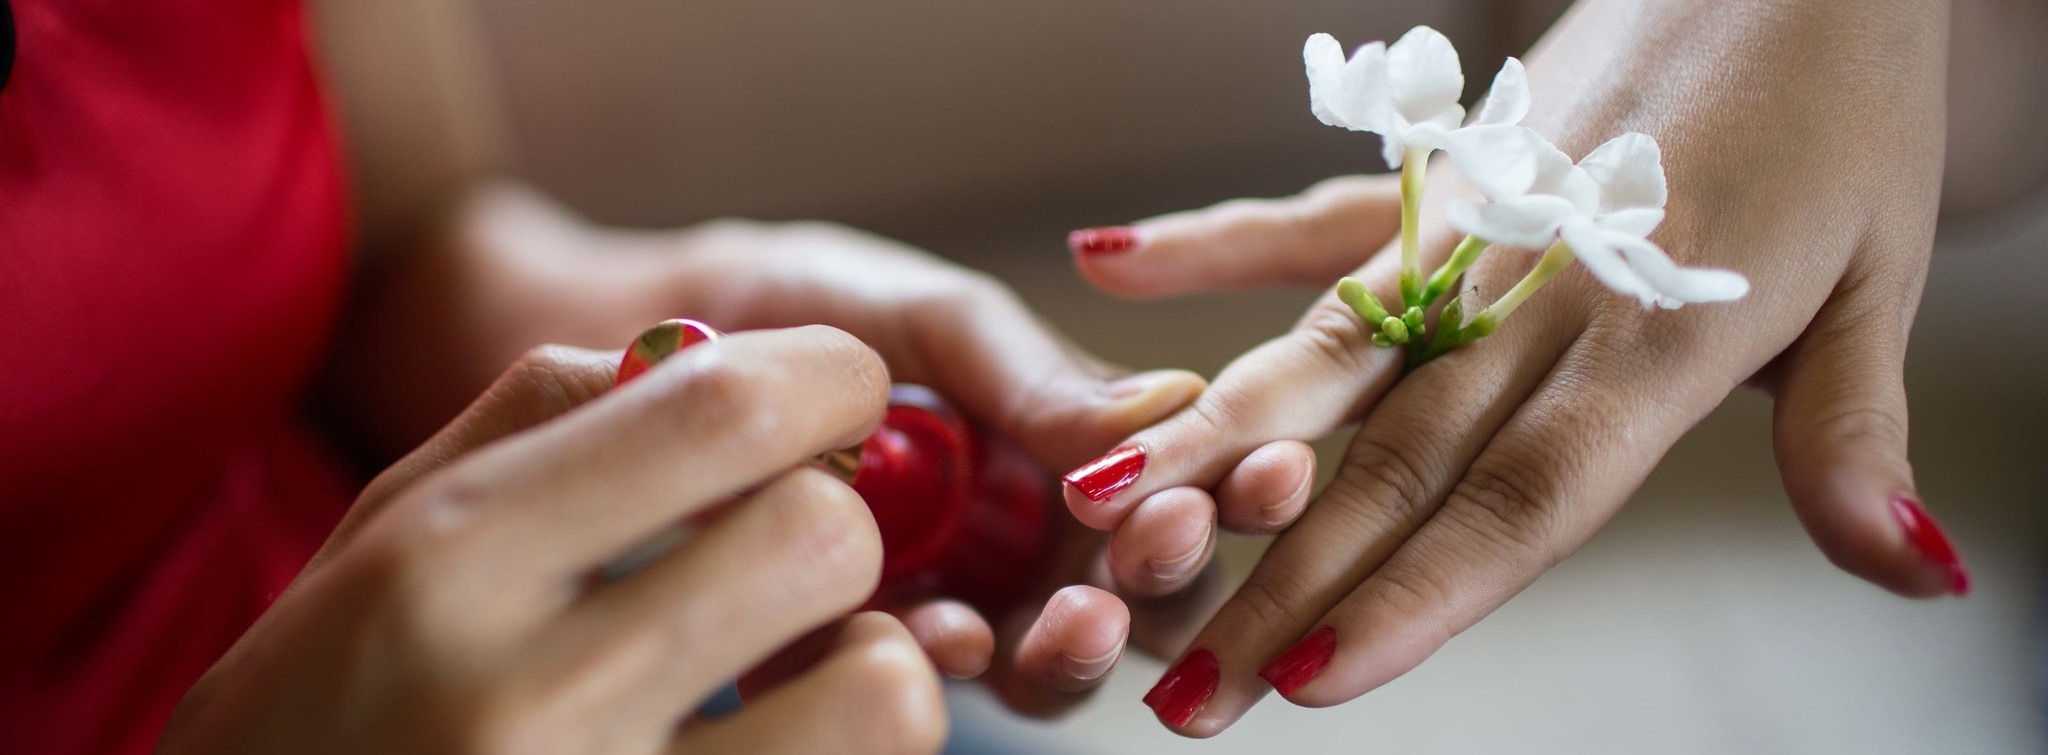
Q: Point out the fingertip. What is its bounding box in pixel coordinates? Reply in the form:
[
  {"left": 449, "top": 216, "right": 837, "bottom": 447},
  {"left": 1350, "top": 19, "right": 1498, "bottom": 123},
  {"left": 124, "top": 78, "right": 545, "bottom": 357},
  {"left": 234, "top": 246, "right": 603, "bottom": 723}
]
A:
[
  {"left": 1100, "top": 370, "right": 1208, "bottom": 433},
  {"left": 1109, "top": 487, "right": 1219, "bottom": 597},
  {"left": 898, "top": 600, "right": 996, "bottom": 679},
  {"left": 1063, "top": 444, "right": 1148, "bottom": 530},
  {"left": 1025, "top": 586, "right": 1132, "bottom": 690},
  {"left": 1069, "top": 226, "right": 1172, "bottom": 300},
  {"left": 1778, "top": 458, "right": 1958, "bottom": 598},
  {"left": 1216, "top": 440, "right": 1317, "bottom": 533},
  {"left": 1068, "top": 226, "right": 1141, "bottom": 256}
]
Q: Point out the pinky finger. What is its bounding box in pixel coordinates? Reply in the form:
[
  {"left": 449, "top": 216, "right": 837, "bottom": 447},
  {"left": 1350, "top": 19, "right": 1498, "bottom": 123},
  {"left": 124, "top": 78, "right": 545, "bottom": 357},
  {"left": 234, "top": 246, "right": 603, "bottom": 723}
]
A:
[
  {"left": 989, "top": 586, "right": 1131, "bottom": 717},
  {"left": 693, "top": 613, "right": 945, "bottom": 755},
  {"left": 896, "top": 599, "right": 996, "bottom": 679}
]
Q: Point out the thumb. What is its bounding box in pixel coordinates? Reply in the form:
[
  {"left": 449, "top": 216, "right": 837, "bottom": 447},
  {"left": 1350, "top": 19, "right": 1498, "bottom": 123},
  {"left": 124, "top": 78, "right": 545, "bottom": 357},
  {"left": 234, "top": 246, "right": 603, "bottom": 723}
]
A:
[
  {"left": 1770, "top": 274, "right": 1966, "bottom": 598},
  {"left": 1068, "top": 174, "right": 1401, "bottom": 300},
  {"left": 890, "top": 279, "right": 1206, "bottom": 472},
  {"left": 335, "top": 344, "right": 621, "bottom": 551}
]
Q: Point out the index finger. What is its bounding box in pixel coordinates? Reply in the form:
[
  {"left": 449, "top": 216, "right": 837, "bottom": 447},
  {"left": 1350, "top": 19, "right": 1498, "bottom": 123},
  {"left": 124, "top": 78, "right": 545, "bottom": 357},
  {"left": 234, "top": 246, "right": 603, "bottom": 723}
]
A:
[{"left": 388, "top": 325, "right": 892, "bottom": 583}]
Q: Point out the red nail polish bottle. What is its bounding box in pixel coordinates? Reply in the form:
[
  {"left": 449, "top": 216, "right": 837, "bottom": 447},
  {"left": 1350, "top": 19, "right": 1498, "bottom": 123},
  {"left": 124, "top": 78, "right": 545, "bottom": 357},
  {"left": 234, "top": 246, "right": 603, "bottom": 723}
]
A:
[
  {"left": 851, "top": 384, "right": 1049, "bottom": 610},
  {"left": 617, "top": 320, "right": 1051, "bottom": 612}
]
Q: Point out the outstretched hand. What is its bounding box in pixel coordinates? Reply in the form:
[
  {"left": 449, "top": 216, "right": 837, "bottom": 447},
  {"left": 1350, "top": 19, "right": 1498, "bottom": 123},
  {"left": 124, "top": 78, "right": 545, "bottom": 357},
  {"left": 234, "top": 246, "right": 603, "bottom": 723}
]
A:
[{"left": 1068, "top": 0, "right": 1962, "bottom": 736}]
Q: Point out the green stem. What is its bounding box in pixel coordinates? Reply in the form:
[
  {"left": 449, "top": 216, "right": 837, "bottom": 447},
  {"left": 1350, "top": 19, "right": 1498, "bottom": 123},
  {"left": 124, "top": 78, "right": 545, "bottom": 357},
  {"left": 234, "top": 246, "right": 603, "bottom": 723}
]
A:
[
  {"left": 1468, "top": 240, "right": 1575, "bottom": 332},
  {"left": 1397, "top": 147, "right": 1428, "bottom": 307},
  {"left": 1420, "top": 234, "right": 1489, "bottom": 308},
  {"left": 1412, "top": 240, "right": 1575, "bottom": 368}
]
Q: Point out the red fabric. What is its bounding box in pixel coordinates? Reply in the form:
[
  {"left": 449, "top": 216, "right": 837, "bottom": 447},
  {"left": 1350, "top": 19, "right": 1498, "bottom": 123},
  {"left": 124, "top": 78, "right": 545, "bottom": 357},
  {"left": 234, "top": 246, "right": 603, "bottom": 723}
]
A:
[{"left": 0, "top": 1, "right": 355, "bottom": 752}]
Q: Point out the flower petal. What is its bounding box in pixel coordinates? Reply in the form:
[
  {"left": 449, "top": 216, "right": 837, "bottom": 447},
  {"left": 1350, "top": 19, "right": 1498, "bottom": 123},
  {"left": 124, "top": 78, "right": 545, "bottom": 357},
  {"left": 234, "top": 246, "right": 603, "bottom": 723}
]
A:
[
  {"left": 1594, "top": 207, "right": 1665, "bottom": 238},
  {"left": 1305, "top": 35, "right": 1389, "bottom": 131},
  {"left": 1560, "top": 219, "right": 1660, "bottom": 307},
  {"left": 1578, "top": 132, "right": 1667, "bottom": 213},
  {"left": 1404, "top": 118, "right": 1459, "bottom": 155},
  {"left": 1607, "top": 233, "right": 1751, "bottom": 304},
  {"left": 1380, "top": 128, "right": 1409, "bottom": 169},
  {"left": 1304, "top": 34, "right": 1350, "bottom": 127},
  {"left": 1386, "top": 26, "right": 1464, "bottom": 129},
  {"left": 1470, "top": 57, "right": 1528, "bottom": 127},
  {"left": 1447, "top": 195, "right": 1577, "bottom": 249},
  {"left": 1444, "top": 124, "right": 1543, "bottom": 201}
]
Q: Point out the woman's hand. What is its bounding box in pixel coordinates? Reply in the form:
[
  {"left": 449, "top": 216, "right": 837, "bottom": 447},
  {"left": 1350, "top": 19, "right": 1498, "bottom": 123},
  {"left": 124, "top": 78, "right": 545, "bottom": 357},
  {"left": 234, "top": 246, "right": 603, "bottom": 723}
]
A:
[
  {"left": 163, "top": 329, "right": 947, "bottom": 754},
  {"left": 656, "top": 219, "right": 1236, "bottom": 715},
  {"left": 1066, "top": 0, "right": 1962, "bottom": 735},
  {"left": 330, "top": 200, "right": 1226, "bottom": 716}
]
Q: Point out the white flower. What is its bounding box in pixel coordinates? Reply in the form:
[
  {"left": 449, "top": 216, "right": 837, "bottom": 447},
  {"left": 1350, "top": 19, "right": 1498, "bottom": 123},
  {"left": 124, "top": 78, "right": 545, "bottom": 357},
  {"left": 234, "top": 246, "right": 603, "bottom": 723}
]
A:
[
  {"left": 1304, "top": 26, "right": 1528, "bottom": 169},
  {"left": 1444, "top": 126, "right": 1750, "bottom": 308}
]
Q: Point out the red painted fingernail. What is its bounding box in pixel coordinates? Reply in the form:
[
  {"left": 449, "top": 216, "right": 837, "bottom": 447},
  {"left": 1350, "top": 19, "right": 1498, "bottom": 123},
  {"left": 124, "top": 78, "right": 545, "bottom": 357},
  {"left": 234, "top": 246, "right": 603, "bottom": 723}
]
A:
[
  {"left": 1063, "top": 445, "right": 1146, "bottom": 502},
  {"left": 1891, "top": 496, "right": 1970, "bottom": 596},
  {"left": 1259, "top": 626, "right": 1336, "bottom": 698},
  {"left": 1069, "top": 226, "right": 1139, "bottom": 256},
  {"left": 1143, "top": 648, "right": 1219, "bottom": 728}
]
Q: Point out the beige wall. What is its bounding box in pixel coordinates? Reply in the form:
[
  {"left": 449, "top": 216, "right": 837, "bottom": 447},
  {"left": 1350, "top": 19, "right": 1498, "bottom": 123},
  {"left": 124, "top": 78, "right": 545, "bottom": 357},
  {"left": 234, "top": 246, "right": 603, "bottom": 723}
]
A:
[{"left": 468, "top": 1, "right": 1566, "bottom": 244}]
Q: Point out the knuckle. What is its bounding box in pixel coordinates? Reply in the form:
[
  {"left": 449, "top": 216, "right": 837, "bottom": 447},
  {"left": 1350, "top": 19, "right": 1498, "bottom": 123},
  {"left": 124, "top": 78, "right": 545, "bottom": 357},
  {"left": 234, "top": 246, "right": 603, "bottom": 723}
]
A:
[
  {"left": 1807, "top": 401, "right": 1909, "bottom": 451},
  {"left": 1444, "top": 452, "right": 1566, "bottom": 556},
  {"left": 1361, "top": 559, "right": 1456, "bottom": 631},
  {"left": 1226, "top": 568, "right": 1325, "bottom": 631},
  {"left": 1334, "top": 435, "right": 1441, "bottom": 528},
  {"left": 495, "top": 345, "right": 606, "bottom": 417},
  {"left": 1294, "top": 303, "right": 1377, "bottom": 375}
]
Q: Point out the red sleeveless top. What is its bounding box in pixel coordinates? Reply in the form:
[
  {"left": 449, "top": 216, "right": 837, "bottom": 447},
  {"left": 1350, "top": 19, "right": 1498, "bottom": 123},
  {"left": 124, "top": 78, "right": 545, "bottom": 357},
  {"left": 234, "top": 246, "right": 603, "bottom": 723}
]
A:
[{"left": 0, "top": 1, "right": 356, "bottom": 752}]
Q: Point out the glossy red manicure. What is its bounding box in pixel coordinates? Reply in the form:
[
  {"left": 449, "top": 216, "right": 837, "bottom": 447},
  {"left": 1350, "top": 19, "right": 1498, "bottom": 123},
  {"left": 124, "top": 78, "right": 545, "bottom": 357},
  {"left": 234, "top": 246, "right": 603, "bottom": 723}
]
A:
[
  {"left": 1143, "top": 648, "right": 1219, "bottom": 728},
  {"left": 1259, "top": 626, "right": 1336, "bottom": 698},
  {"left": 1063, "top": 445, "right": 1145, "bottom": 502},
  {"left": 1891, "top": 497, "right": 1970, "bottom": 595},
  {"left": 1068, "top": 226, "right": 1139, "bottom": 256}
]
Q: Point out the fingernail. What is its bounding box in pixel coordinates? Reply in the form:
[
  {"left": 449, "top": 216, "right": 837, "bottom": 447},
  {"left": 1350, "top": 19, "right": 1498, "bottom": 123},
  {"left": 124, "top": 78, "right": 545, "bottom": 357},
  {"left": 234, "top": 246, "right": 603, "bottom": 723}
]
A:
[
  {"left": 1069, "top": 226, "right": 1139, "bottom": 256},
  {"left": 1064, "top": 445, "right": 1146, "bottom": 503},
  {"left": 1105, "top": 371, "right": 1176, "bottom": 401},
  {"left": 1891, "top": 496, "right": 1970, "bottom": 596},
  {"left": 1061, "top": 645, "right": 1124, "bottom": 682},
  {"left": 1259, "top": 464, "right": 1314, "bottom": 528},
  {"left": 1146, "top": 529, "right": 1211, "bottom": 583},
  {"left": 1259, "top": 626, "right": 1337, "bottom": 698},
  {"left": 1142, "top": 648, "right": 1220, "bottom": 728}
]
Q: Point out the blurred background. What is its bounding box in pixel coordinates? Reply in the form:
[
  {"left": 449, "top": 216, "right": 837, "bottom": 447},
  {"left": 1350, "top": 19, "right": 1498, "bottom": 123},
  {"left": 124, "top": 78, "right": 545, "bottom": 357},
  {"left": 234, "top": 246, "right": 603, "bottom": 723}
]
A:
[{"left": 451, "top": 1, "right": 2043, "bottom": 752}]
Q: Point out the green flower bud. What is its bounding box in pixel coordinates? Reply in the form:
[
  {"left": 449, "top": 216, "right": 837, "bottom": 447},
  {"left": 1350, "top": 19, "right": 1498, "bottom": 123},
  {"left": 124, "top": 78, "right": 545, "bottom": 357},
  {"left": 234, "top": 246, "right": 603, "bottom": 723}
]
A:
[
  {"left": 1371, "top": 332, "right": 1395, "bottom": 348},
  {"left": 1402, "top": 306, "right": 1427, "bottom": 338},
  {"left": 1337, "top": 277, "right": 1390, "bottom": 323},
  {"left": 1381, "top": 315, "right": 1409, "bottom": 344}
]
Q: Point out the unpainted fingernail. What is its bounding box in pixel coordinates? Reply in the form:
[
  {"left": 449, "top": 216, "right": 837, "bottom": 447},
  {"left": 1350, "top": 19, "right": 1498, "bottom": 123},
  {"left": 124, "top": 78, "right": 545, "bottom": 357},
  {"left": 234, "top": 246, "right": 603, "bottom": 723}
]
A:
[
  {"left": 1146, "top": 528, "right": 1211, "bottom": 583},
  {"left": 1060, "top": 644, "right": 1124, "bottom": 681},
  {"left": 1105, "top": 371, "right": 1174, "bottom": 400},
  {"left": 1259, "top": 463, "right": 1314, "bottom": 527}
]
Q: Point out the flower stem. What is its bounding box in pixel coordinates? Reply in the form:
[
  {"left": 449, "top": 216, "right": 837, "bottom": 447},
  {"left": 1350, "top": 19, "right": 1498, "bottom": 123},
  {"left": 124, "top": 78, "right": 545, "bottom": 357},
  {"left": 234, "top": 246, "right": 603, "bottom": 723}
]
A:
[
  {"left": 1467, "top": 240, "right": 1575, "bottom": 333},
  {"left": 1397, "top": 147, "right": 1428, "bottom": 308},
  {"left": 1420, "top": 234, "right": 1488, "bottom": 308}
]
